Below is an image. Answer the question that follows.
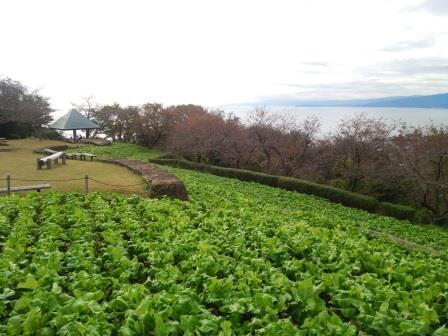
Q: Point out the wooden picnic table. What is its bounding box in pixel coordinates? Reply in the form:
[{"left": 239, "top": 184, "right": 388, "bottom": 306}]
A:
[{"left": 0, "top": 138, "right": 8, "bottom": 145}]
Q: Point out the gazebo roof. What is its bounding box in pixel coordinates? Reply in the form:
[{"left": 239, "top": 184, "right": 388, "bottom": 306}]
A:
[{"left": 49, "top": 109, "right": 99, "bottom": 130}]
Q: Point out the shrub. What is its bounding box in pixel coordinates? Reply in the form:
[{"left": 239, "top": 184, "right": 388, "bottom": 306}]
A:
[
  {"left": 378, "top": 202, "right": 417, "bottom": 222},
  {"left": 208, "top": 166, "right": 279, "bottom": 187},
  {"left": 151, "top": 159, "right": 280, "bottom": 187},
  {"left": 151, "top": 159, "right": 379, "bottom": 211},
  {"left": 38, "top": 128, "right": 63, "bottom": 140},
  {"left": 151, "top": 158, "right": 426, "bottom": 220},
  {"left": 414, "top": 209, "right": 433, "bottom": 225},
  {"left": 156, "top": 153, "right": 184, "bottom": 160},
  {"left": 277, "top": 177, "right": 379, "bottom": 212}
]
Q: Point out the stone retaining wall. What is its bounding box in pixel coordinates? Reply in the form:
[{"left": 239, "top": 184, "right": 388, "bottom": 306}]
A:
[{"left": 99, "top": 158, "right": 188, "bottom": 200}]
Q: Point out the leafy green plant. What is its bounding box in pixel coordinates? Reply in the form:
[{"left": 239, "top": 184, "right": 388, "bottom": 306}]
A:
[{"left": 1, "top": 168, "right": 448, "bottom": 334}]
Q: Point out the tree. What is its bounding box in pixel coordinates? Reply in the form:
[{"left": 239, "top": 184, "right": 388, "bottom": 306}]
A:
[
  {"left": 167, "top": 110, "right": 228, "bottom": 163},
  {"left": 219, "top": 116, "right": 256, "bottom": 169},
  {"left": 269, "top": 116, "right": 321, "bottom": 177},
  {"left": 390, "top": 124, "right": 448, "bottom": 223},
  {"left": 72, "top": 96, "right": 101, "bottom": 138},
  {"left": 120, "top": 106, "right": 139, "bottom": 142},
  {"left": 72, "top": 95, "right": 100, "bottom": 119},
  {"left": 93, "top": 103, "right": 123, "bottom": 140},
  {"left": 0, "top": 77, "right": 53, "bottom": 137},
  {"left": 331, "top": 114, "right": 390, "bottom": 192},
  {"left": 247, "top": 107, "right": 286, "bottom": 172},
  {"left": 134, "top": 103, "right": 167, "bottom": 148}
]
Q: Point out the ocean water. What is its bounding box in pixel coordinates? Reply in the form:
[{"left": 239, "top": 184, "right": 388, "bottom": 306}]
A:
[
  {"left": 221, "top": 106, "right": 448, "bottom": 135},
  {"left": 51, "top": 106, "right": 448, "bottom": 138}
]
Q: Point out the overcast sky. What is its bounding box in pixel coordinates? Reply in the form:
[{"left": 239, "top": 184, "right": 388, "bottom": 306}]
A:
[{"left": 1, "top": 0, "right": 447, "bottom": 111}]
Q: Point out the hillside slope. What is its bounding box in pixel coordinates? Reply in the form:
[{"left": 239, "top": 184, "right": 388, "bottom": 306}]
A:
[{"left": 1, "top": 168, "right": 448, "bottom": 334}]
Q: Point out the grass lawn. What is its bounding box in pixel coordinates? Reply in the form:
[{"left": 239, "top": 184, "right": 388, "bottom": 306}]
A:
[
  {"left": 66, "top": 142, "right": 163, "bottom": 161},
  {"left": 0, "top": 139, "right": 147, "bottom": 195}
]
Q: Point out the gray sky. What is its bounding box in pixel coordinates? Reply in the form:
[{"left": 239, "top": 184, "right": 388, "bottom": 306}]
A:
[{"left": 1, "top": 0, "right": 447, "bottom": 111}]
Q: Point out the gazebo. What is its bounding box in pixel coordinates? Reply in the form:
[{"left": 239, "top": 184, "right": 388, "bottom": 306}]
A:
[{"left": 49, "top": 109, "right": 99, "bottom": 143}]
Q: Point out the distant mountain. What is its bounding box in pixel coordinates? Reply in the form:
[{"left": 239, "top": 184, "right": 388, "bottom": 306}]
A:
[
  {"left": 257, "top": 93, "right": 448, "bottom": 108},
  {"left": 361, "top": 93, "right": 448, "bottom": 108}
]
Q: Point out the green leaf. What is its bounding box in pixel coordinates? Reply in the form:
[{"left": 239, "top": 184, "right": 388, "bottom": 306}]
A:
[
  {"left": 220, "top": 321, "right": 233, "bottom": 336},
  {"left": 17, "top": 275, "right": 39, "bottom": 290}
]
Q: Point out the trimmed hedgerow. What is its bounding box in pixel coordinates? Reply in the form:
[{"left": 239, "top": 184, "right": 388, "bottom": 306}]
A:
[
  {"left": 378, "top": 202, "right": 418, "bottom": 222},
  {"left": 277, "top": 177, "right": 379, "bottom": 212},
  {"left": 150, "top": 158, "right": 422, "bottom": 222},
  {"left": 151, "top": 159, "right": 279, "bottom": 187}
]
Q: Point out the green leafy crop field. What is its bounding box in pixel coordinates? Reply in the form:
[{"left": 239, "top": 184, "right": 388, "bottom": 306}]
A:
[{"left": 1, "top": 168, "right": 448, "bottom": 335}]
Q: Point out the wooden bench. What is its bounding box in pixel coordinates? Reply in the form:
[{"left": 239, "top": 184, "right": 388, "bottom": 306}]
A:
[
  {"left": 37, "top": 152, "right": 66, "bottom": 169},
  {"left": 0, "top": 138, "right": 8, "bottom": 146},
  {"left": 0, "top": 184, "right": 51, "bottom": 194},
  {"left": 66, "top": 153, "right": 80, "bottom": 159},
  {"left": 79, "top": 153, "right": 96, "bottom": 161},
  {"left": 65, "top": 152, "right": 96, "bottom": 161},
  {"left": 42, "top": 148, "right": 57, "bottom": 155}
]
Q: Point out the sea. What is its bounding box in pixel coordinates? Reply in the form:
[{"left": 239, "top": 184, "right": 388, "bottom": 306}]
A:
[
  {"left": 219, "top": 106, "right": 448, "bottom": 135},
  {"left": 51, "top": 106, "right": 448, "bottom": 138}
]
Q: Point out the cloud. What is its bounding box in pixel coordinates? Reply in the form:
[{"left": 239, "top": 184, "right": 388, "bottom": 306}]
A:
[
  {"left": 361, "top": 57, "right": 448, "bottom": 76},
  {"left": 269, "top": 57, "right": 448, "bottom": 101},
  {"left": 381, "top": 36, "right": 436, "bottom": 52},
  {"left": 405, "top": 0, "right": 448, "bottom": 15},
  {"left": 256, "top": 77, "right": 448, "bottom": 103},
  {"left": 284, "top": 79, "right": 446, "bottom": 95},
  {"left": 300, "top": 61, "right": 332, "bottom": 67}
]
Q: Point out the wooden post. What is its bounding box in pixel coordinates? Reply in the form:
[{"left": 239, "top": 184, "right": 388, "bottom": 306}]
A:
[
  {"left": 6, "top": 175, "right": 11, "bottom": 196},
  {"left": 62, "top": 154, "right": 66, "bottom": 164},
  {"left": 37, "top": 158, "right": 42, "bottom": 170},
  {"left": 47, "top": 159, "right": 52, "bottom": 169},
  {"left": 73, "top": 129, "right": 77, "bottom": 143},
  {"left": 84, "top": 175, "right": 89, "bottom": 193}
]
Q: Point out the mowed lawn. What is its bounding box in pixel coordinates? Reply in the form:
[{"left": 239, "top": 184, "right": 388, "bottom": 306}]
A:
[{"left": 0, "top": 139, "right": 147, "bottom": 195}]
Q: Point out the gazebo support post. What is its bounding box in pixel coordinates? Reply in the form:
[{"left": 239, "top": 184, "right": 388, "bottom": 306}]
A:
[
  {"left": 86, "top": 129, "right": 90, "bottom": 139},
  {"left": 73, "top": 129, "right": 77, "bottom": 143}
]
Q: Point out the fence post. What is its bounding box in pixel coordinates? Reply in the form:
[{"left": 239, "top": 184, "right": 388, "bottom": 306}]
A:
[
  {"left": 84, "top": 175, "right": 89, "bottom": 193},
  {"left": 6, "top": 175, "right": 11, "bottom": 196}
]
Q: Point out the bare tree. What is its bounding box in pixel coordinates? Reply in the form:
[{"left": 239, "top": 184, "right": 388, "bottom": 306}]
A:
[
  {"left": 390, "top": 124, "right": 448, "bottom": 223},
  {"left": 247, "top": 107, "right": 286, "bottom": 172},
  {"left": 134, "top": 103, "right": 166, "bottom": 148},
  {"left": 270, "top": 116, "right": 321, "bottom": 176},
  {"left": 72, "top": 95, "right": 100, "bottom": 119},
  {"left": 72, "top": 96, "right": 102, "bottom": 138},
  {"left": 331, "top": 113, "right": 390, "bottom": 192},
  {"left": 167, "top": 110, "right": 228, "bottom": 163},
  {"left": 217, "top": 116, "right": 257, "bottom": 169}
]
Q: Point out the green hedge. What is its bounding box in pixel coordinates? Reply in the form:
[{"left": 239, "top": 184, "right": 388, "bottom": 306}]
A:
[
  {"left": 277, "top": 177, "right": 379, "bottom": 212},
  {"left": 378, "top": 202, "right": 417, "bottom": 222},
  {"left": 151, "top": 158, "right": 419, "bottom": 222}
]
